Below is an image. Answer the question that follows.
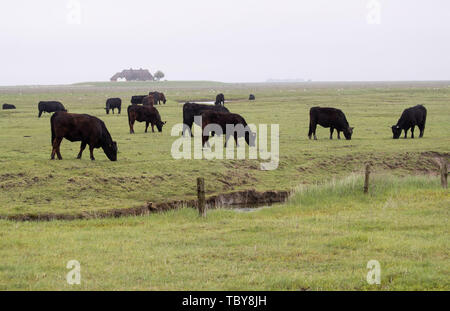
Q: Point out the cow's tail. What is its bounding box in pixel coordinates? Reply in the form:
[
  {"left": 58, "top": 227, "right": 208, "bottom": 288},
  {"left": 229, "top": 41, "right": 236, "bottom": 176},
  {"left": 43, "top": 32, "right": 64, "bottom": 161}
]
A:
[
  {"left": 127, "top": 105, "right": 132, "bottom": 125},
  {"left": 308, "top": 109, "right": 315, "bottom": 138},
  {"left": 423, "top": 106, "right": 427, "bottom": 125},
  {"left": 50, "top": 113, "right": 56, "bottom": 146}
]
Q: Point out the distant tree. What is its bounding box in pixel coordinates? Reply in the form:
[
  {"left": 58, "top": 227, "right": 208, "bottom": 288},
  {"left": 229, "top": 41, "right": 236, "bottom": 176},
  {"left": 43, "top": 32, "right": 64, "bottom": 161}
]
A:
[{"left": 154, "top": 70, "right": 165, "bottom": 81}]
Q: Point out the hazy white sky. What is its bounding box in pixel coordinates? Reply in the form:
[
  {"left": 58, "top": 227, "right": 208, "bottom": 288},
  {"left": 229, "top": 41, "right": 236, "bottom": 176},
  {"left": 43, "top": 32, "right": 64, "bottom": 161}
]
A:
[{"left": 0, "top": 0, "right": 449, "bottom": 85}]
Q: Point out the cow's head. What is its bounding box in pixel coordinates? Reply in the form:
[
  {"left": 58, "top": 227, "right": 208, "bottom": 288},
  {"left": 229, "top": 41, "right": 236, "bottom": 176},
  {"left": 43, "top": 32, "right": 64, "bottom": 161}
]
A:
[
  {"left": 343, "top": 127, "right": 354, "bottom": 140},
  {"left": 103, "top": 141, "right": 118, "bottom": 161},
  {"left": 105, "top": 107, "right": 110, "bottom": 114},
  {"left": 392, "top": 125, "right": 401, "bottom": 139},
  {"left": 161, "top": 93, "right": 167, "bottom": 104},
  {"left": 156, "top": 120, "right": 167, "bottom": 132}
]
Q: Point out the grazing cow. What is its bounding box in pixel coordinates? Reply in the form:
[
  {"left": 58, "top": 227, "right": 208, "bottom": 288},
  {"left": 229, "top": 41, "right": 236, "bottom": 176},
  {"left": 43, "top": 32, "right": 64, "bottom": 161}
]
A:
[
  {"left": 38, "top": 101, "right": 66, "bottom": 118},
  {"left": 392, "top": 105, "right": 427, "bottom": 139},
  {"left": 158, "top": 92, "right": 167, "bottom": 104},
  {"left": 201, "top": 111, "right": 256, "bottom": 147},
  {"left": 182, "top": 102, "right": 230, "bottom": 136},
  {"left": 308, "top": 107, "right": 354, "bottom": 140},
  {"left": 105, "top": 98, "right": 122, "bottom": 114},
  {"left": 249, "top": 94, "right": 255, "bottom": 100},
  {"left": 131, "top": 95, "right": 146, "bottom": 105},
  {"left": 50, "top": 111, "right": 117, "bottom": 161},
  {"left": 127, "top": 105, "right": 166, "bottom": 134},
  {"left": 142, "top": 94, "right": 155, "bottom": 107},
  {"left": 215, "top": 93, "right": 225, "bottom": 106},
  {"left": 149, "top": 91, "right": 167, "bottom": 105},
  {"left": 2, "top": 103, "right": 16, "bottom": 109}
]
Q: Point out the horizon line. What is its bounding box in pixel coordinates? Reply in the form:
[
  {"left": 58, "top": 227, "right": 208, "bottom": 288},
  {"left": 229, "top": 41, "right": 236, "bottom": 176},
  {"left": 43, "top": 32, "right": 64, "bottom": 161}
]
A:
[{"left": 1, "top": 79, "right": 450, "bottom": 88}]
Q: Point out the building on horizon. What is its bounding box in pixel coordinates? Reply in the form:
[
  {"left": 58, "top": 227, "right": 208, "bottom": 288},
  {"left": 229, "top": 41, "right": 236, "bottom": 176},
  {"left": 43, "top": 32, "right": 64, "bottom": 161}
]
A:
[{"left": 110, "top": 68, "right": 154, "bottom": 82}]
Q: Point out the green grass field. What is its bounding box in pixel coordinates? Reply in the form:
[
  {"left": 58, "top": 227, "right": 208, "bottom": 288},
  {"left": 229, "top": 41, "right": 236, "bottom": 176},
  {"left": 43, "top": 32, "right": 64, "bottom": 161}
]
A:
[
  {"left": 0, "top": 81, "right": 448, "bottom": 216},
  {"left": 0, "top": 81, "right": 449, "bottom": 290},
  {"left": 0, "top": 174, "right": 448, "bottom": 290}
]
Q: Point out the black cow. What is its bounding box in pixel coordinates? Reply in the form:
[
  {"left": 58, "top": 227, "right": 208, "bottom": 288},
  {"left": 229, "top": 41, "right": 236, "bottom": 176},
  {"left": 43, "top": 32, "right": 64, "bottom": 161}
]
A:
[
  {"left": 215, "top": 93, "right": 225, "bottom": 106},
  {"left": 105, "top": 98, "right": 122, "bottom": 114},
  {"left": 2, "top": 104, "right": 16, "bottom": 110},
  {"left": 249, "top": 94, "right": 255, "bottom": 100},
  {"left": 131, "top": 95, "right": 146, "bottom": 105},
  {"left": 392, "top": 105, "right": 427, "bottom": 139},
  {"left": 308, "top": 107, "right": 354, "bottom": 140},
  {"left": 127, "top": 105, "right": 166, "bottom": 134},
  {"left": 182, "top": 102, "right": 230, "bottom": 136},
  {"left": 201, "top": 111, "right": 256, "bottom": 147},
  {"left": 50, "top": 111, "right": 117, "bottom": 161},
  {"left": 38, "top": 101, "right": 66, "bottom": 118}
]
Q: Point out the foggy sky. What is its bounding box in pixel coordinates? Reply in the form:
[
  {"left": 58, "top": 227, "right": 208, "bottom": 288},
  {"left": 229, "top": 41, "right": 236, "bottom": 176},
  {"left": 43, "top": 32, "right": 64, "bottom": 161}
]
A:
[{"left": 0, "top": 0, "right": 449, "bottom": 85}]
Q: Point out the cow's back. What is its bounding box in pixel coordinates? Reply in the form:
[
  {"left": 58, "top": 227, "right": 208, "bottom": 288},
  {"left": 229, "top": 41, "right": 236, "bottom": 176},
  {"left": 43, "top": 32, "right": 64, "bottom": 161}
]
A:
[
  {"left": 2, "top": 103, "right": 15, "bottom": 110},
  {"left": 310, "top": 107, "right": 349, "bottom": 128},
  {"left": 106, "top": 98, "right": 121, "bottom": 107},
  {"left": 52, "top": 112, "right": 103, "bottom": 142},
  {"left": 131, "top": 95, "right": 146, "bottom": 105},
  {"left": 183, "top": 102, "right": 229, "bottom": 124},
  {"left": 39, "top": 101, "right": 65, "bottom": 112},
  {"left": 399, "top": 105, "right": 427, "bottom": 125},
  {"left": 202, "top": 111, "right": 246, "bottom": 129}
]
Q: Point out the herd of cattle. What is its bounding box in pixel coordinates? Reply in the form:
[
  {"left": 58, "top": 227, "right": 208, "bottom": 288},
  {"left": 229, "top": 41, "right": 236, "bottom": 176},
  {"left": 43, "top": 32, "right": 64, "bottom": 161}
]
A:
[{"left": 2, "top": 92, "right": 427, "bottom": 161}]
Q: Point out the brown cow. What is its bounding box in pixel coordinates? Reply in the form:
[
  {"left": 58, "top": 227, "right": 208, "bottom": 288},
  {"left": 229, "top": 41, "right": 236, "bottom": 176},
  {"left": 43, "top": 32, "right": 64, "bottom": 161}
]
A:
[
  {"left": 50, "top": 111, "right": 117, "bottom": 161},
  {"left": 200, "top": 111, "right": 256, "bottom": 147},
  {"left": 149, "top": 91, "right": 167, "bottom": 105},
  {"left": 127, "top": 105, "right": 166, "bottom": 134},
  {"left": 142, "top": 95, "right": 155, "bottom": 107}
]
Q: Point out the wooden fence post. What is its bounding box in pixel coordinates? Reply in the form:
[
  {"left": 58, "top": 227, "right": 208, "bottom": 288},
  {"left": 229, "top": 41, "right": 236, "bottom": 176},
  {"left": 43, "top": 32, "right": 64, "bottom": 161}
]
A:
[
  {"left": 441, "top": 161, "right": 448, "bottom": 189},
  {"left": 364, "top": 164, "right": 371, "bottom": 194},
  {"left": 197, "top": 177, "right": 206, "bottom": 217}
]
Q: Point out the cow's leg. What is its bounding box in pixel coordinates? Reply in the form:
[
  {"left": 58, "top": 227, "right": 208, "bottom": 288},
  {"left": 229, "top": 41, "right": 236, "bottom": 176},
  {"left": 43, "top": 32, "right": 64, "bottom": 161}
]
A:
[
  {"left": 56, "top": 145, "right": 63, "bottom": 160},
  {"left": 129, "top": 120, "right": 135, "bottom": 134},
  {"left": 51, "top": 137, "right": 62, "bottom": 160},
  {"left": 89, "top": 145, "right": 95, "bottom": 161},
  {"left": 112, "top": 108, "right": 115, "bottom": 114},
  {"left": 145, "top": 122, "right": 149, "bottom": 133},
  {"left": 308, "top": 122, "right": 313, "bottom": 139},
  {"left": 411, "top": 125, "right": 415, "bottom": 139},
  {"left": 182, "top": 123, "right": 189, "bottom": 137},
  {"left": 419, "top": 124, "right": 425, "bottom": 138},
  {"left": 51, "top": 137, "right": 63, "bottom": 160},
  {"left": 151, "top": 123, "right": 155, "bottom": 132},
  {"left": 337, "top": 131, "right": 341, "bottom": 140},
  {"left": 234, "top": 132, "right": 239, "bottom": 147},
  {"left": 77, "top": 141, "right": 87, "bottom": 159},
  {"left": 311, "top": 123, "right": 317, "bottom": 140},
  {"left": 224, "top": 133, "right": 230, "bottom": 147},
  {"left": 329, "top": 128, "right": 334, "bottom": 139},
  {"left": 404, "top": 128, "right": 408, "bottom": 139},
  {"left": 203, "top": 135, "right": 210, "bottom": 147}
]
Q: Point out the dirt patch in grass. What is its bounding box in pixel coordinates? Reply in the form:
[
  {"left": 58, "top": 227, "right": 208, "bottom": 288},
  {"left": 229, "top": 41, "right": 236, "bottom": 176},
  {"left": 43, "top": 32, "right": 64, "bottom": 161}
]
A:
[{"left": 0, "top": 173, "right": 53, "bottom": 189}]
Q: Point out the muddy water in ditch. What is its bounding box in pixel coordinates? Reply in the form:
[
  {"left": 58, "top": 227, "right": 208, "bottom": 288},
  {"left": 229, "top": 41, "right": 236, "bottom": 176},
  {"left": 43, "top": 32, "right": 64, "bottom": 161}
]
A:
[
  {"left": 229, "top": 205, "right": 273, "bottom": 213},
  {"left": 216, "top": 202, "right": 276, "bottom": 213}
]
